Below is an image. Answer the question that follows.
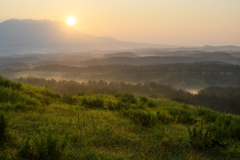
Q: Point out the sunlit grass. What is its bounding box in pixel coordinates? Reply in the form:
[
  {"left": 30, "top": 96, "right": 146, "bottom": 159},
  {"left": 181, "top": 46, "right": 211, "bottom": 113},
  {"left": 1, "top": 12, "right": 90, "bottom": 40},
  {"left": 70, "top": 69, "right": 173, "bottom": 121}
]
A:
[{"left": 0, "top": 76, "right": 240, "bottom": 159}]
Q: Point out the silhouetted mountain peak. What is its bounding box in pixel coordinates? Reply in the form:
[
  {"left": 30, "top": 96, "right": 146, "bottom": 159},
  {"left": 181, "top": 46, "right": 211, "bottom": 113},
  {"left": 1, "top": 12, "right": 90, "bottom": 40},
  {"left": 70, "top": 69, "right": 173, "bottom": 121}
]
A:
[
  {"left": 0, "top": 19, "right": 173, "bottom": 54},
  {"left": 0, "top": 19, "right": 113, "bottom": 49}
]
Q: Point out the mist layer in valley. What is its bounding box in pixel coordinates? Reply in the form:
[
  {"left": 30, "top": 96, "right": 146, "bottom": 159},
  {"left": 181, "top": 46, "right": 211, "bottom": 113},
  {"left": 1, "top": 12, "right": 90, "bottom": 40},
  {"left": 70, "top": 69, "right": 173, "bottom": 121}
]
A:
[{"left": 1, "top": 19, "right": 240, "bottom": 98}]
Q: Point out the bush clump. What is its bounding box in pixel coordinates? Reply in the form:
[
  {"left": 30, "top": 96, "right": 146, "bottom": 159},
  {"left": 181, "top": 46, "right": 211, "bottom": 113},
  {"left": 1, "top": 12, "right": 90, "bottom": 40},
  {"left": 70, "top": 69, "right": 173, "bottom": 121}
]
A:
[
  {"left": 77, "top": 92, "right": 85, "bottom": 96},
  {"left": 81, "top": 96, "right": 104, "bottom": 109},
  {"left": 107, "top": 101, "right": 130, "bottom": 110},
  {"left": 61, "top": 94, "right": 78, "bottom": 105},
  {"left": 229, "top": 118, "right": 240, "bottom": 140},
  {"left": 197, "top": 107, "right": 218, "bottom": 123},
  {"left": 107, "top": 101, "right": 117, "bottom": 110},
  {"left": 18, "top": 125, "right": 68, "bottom": 160},
  {"left": 157, "top": 110, "right": 173, "bottom": 124},
  {"left": 146, "top": 99, "right": 157, "bottom": 108},
  {"left": 0, "top": 76, "right": 22, "bottom": 90},
  {"left": 122, "top": 93, "right": 137, "bottom": 104},
  {"left": 116, "top": 93, "right": 137, "bottom": 104},
  {"left": 168, "top": 107, "right": 196, "bottom": 124},
  {"left": 14, "top": 103, "right": 26, "bottom": 110},
  {"left": 0, "top": 112, "right": 7, "bottom": 144},
  {"left": 123, "top": 109, "right": 157, "bottom": 127},
  {"left": 139, "top": 96, "right": 148, "bottom": 103},
  {"left": 0, "top": 87, "right": 21, "bottom": 104},
  {"left": 188, "top": 123, "right": 229, "bottom": 150},
  {"left": 114, "top": 92, "right": 122, "bottom": 98}
]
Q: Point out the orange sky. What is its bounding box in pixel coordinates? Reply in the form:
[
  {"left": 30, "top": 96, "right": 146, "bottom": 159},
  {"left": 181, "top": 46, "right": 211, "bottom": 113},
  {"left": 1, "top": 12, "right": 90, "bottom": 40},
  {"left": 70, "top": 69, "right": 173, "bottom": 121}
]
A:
[{"left": 1, "top": 0, "right": 240, "bottom": 46}]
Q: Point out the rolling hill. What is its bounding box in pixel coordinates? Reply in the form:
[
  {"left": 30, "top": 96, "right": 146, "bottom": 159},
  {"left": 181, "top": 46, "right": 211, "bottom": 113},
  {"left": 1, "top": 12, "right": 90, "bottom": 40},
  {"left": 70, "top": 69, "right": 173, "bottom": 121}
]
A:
[
  {"left": 103, "top": 52, "right": 139, "bottom": 58},
  {"left": 0, "top": 75, "right": 240, "bottom": 159}
]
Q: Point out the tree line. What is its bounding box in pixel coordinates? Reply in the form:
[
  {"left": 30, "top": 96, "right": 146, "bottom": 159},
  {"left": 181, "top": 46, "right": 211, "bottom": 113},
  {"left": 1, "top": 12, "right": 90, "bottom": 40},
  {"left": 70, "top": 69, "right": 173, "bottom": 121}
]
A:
[{"left": 17, "top": 77, "right": 240, "bottom": 114}]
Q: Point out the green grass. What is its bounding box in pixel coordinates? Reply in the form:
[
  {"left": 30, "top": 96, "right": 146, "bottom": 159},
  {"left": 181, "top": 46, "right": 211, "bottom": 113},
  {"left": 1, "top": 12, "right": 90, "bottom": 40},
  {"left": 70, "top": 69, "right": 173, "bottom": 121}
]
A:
[{"left": 0, "top": 76, "right": 240, "bottom": 159}]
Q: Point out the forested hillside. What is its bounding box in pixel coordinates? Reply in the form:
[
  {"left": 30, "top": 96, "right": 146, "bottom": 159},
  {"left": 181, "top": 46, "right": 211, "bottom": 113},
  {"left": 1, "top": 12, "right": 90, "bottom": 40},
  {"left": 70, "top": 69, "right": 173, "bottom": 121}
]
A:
[
  {"left": 2, "top": 62, "right": 240, "bottom": 90},
  {"left": 18, "top": 77, "right": 240, "bottom": 115}
]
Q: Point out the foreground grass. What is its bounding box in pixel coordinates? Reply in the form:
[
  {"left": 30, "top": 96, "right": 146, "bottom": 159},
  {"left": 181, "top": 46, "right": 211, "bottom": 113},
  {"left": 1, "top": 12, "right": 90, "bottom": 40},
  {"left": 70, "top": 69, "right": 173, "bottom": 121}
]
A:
[{"left": 0, "top": 76, "right": 240, "bottom": 159}]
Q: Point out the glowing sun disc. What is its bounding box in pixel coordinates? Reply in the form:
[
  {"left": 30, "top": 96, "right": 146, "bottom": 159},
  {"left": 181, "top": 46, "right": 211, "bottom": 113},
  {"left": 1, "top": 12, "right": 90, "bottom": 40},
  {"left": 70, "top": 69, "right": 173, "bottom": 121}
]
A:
[{"left": 67, "top": 17, "right": 75, "bottom": 25}]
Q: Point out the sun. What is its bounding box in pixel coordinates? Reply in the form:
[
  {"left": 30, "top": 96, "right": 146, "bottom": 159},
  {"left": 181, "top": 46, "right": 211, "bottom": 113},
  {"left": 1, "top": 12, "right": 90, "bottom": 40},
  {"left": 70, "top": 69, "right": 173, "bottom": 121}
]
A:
[{"left": 67, "top": 17, "right": 75, "bottom": 25}]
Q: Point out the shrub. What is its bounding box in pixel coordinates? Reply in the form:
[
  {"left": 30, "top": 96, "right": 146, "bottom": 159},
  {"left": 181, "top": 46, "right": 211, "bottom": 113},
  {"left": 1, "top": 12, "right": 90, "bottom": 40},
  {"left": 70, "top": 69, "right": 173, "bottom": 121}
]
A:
[
  {"left": 77, "top": 92, "right": 85, "bottom": 96},
  {"left": 146, "top": 99, "right": 157, "bottom": 108},
  {"left": 24, "top": 96, "right": 40, "bottom": 106},
  {"left": 106, "top": 100, "right": 130, "bottom": 110},
  {"left": 229, "top": 118, "right": 240, "bottom": 140},
  {"left": 61, "top": 94, "right": 78, "bottom": 105},
  {"left": 114, "top": 92, "right": 122, "bottom": 98},
  {"left": 157, "top": 110, "right": 173, "bottom": 124},
  {"left": 176, "top": 112, "right": 195, "bottom": 125},
  {"left": 18, "top": 125, "right": 68, "bottom": 160},
  {"left": 0, "top": 112, "right": 7, "bottom": 143},
  {"left": 136, "top": 102, "right": 146, "bottom": 109},
  {"left": 207, "top": 123, "right": 230, "bottom": 148},
  {"left": 182, "top": 104, "right": 189, "bottom": 109},
  {"left": 81, "top": 97, "right": 88, "bottom": 106},
  {"left": 83, "top": 152, "right": 101, "bottom": 160},
  {"left": 197, "top": 107, "right": 218, "bottom": 123},
  {"left": 168, "top": 107, "right": 196, "bottom": 124},
  {"left": 139, "top": 96, "right": 148, "bottom": 103},
  {"left": 120, "top": 93, "right": 137, "bottom": 104},
  {"left": 41, "top": 97, "right": 51, "bottom": 105},
  {"left": 123, "top": 109, "right": 158, "bottom": 127},
  {"left": 0, "top": 103, "right": 12, "bottom": 111},
  {"left": 81, "top": 96, "right": 104, "bottom": 109},
  {"left": 188, "top": 123, "right": 229, "bottom": 150},
  {"left": 18, "top": 138, "right": 35, "bottom": 159},
  {"left": 117, "top": 101, "right": 130, "bottom": 110},
  {"left": 107, "top": 101, "right": 116, "bottom": 110},
  {"left": 188, "top": 125, "right": 210, "bottom": 150},
  {"left": 149, "top": 95, "right": 158, "bottom": 99},
  {"left": 172, "top": 98, "right": 192, "bottom": 104},
  {"left": 92, "top": 97, "right": 104, "bottom": 108},
  {"left": 0, "top": 87, "right": 21, "bottom": 104},
  {"left": 0, "top": 76, "right": 22, "bottom": 90},
  {"left": 14, "top": 103, "right": 26, "bottom": 110},
  {"left": 38, "top": 126, "right": 61, "bottom": 159},
  {"left": 41, "top": 88, "right": 60, "bottom": 99}
]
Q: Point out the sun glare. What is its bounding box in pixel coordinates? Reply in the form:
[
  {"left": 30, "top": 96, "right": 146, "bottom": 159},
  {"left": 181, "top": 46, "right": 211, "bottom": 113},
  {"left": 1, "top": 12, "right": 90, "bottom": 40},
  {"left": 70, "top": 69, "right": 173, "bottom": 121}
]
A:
[{"left": 67, "top": 17, "right": 75, "bottom": 25}]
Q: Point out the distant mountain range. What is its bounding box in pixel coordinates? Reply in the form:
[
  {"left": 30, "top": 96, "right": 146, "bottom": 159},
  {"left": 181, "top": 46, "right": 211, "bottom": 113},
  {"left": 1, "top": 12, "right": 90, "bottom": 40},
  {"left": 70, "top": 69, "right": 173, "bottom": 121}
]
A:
[
  {"left": 1, "top": 18, "right": 240, "bottom": 59},
  {"left": 103, "top": 52, "right": 139, "bottom": 58},
  {"left": 0, "top": 56, "right": 41, "bottom": 65},
  {"left": 0, "top": 19, "right": 169, "bottom": 55},
  {"left": 79, "top": 56, "right": 202, "bottom": 66}
]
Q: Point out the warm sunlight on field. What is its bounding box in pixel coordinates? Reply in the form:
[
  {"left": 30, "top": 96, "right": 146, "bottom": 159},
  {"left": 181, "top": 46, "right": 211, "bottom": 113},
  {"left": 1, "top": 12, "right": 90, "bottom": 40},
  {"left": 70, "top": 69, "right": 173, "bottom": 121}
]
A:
[
  {"left": 67, "top": 17, "right": 75, "bottom": 25},
  {"left": 1, "top": 0, "right": 240, "bottom": 159}
]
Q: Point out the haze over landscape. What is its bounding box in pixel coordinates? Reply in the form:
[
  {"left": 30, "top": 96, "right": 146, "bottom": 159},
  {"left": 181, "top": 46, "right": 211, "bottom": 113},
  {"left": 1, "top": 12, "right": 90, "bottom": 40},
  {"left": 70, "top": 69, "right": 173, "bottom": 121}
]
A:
[
  {"left": 1, "top": 0, "right": 240, "bottom": 46},
  {"left": 1, "top": 1, "right": 240, "bottom": 159}
]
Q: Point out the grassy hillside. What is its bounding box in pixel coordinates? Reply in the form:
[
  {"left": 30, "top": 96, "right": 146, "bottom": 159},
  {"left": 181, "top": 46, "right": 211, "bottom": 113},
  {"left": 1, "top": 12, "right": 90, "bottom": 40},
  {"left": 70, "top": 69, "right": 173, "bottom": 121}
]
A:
[{"left": 1, "top": 75, "right": 240, "bottom": 159}]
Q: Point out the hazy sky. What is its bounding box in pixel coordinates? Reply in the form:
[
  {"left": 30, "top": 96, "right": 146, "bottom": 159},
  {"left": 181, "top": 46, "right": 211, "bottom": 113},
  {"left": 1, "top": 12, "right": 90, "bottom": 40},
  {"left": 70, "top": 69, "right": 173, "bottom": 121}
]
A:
[{"left": 1, "top": 0, "right": 240, "bottom": 46}]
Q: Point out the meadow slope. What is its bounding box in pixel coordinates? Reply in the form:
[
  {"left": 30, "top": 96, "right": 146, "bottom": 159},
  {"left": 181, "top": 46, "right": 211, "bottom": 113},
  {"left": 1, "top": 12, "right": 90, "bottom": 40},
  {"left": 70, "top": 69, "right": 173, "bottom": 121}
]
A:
[{"left": 0, "top": 75, "right": 240, "bottom": 159}]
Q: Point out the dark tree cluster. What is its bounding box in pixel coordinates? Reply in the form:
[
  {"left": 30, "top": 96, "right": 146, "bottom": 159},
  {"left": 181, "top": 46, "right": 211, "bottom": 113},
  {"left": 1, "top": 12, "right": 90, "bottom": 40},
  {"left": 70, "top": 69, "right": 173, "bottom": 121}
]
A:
[{"left": 17, "top": 77, "right": 240, "bottom": 115}]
